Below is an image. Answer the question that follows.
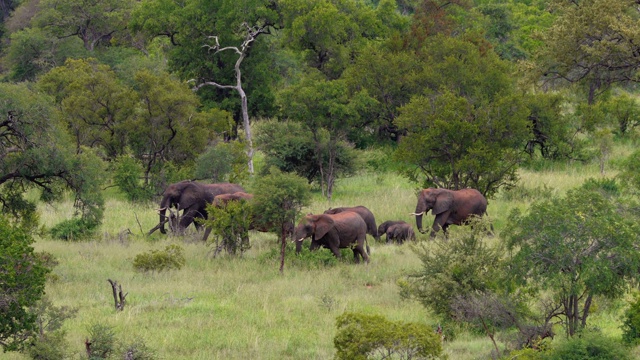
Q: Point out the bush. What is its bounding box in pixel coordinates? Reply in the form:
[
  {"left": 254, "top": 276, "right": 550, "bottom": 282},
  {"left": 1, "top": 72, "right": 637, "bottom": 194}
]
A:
[
  {"left": 194, "top": 141, "right": 249, "bottom": 184},
  {"left": 545, "top": 330, "right": 631, "bottom": 360},
  {"left": 113, "top": 156, "right": 153, "bottom": 202},
  {"left": 132, "top": 244, "right": 185, "bottom": 272},
  {"left": 622, "top": 293, "right": 640, "bottom": 345},
  {"left": 119, "top": 338, "right": 157, "bottom": 360},
  {"left": 334, "top": 312, "right": 443, "bottom": 360},
  {"left": 86, "top": 323, "right": 116, "bottom": 360},
  {"left": 49, "top": 218, "right": 97, "bottom": 241}
]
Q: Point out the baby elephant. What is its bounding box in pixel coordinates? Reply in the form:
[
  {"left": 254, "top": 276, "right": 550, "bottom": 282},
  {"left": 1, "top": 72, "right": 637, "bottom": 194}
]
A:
[{"left": 378, "top": 220, "right": 416, "bottom": 244}]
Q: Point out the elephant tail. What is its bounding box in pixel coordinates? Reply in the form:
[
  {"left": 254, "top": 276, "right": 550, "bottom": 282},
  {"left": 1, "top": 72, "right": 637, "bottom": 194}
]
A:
[{"left": 365, "top": 237, "right": 370, "bottom": 255}]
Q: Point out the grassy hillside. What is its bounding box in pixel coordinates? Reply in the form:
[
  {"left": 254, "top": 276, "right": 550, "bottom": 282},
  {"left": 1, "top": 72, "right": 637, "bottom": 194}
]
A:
[{"left": 3, "top": 143, "right": 639, "bottom": 359}]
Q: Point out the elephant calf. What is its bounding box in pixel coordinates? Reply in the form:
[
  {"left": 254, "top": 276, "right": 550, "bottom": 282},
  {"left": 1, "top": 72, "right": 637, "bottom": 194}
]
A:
[{"left": 378, "top": 220, "right": 416, "bottom": 244}]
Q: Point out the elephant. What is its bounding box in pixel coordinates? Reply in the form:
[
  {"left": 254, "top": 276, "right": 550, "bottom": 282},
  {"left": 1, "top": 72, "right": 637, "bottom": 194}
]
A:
[
  {"left": 293, "top": 212, "right": 370, "bottom": 263},
  {"left": 378, "top": 220, "right": 415, "bottom": 244},
  {"left": 201, "top": 191, "right": 294, "bottom": 242},
  {"left": 412, "top": 188, "right": 489, "bottom": 237},
  {"left": 202, "top": 192, "right": 254, "bottom": 242},
  {"left": 323, "top": 206, "right": 380, "bottom": 242},
  {"left": 150, "top": 181, "right": 245, "bottom": 235}
]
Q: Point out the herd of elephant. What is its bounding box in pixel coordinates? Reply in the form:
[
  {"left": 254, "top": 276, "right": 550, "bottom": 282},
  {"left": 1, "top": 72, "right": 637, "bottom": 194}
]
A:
[{"left": 148, "top": 181, "right": 491, "bottom": 264}]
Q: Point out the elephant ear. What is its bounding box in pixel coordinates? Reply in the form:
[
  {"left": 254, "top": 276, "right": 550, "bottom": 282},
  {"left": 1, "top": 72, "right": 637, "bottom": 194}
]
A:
[
  {"left": 314, "top": 216, "right": 335, "bottom": 239},
  {"left": 433, "top": 191, "right": 454, "bottom": 215}
]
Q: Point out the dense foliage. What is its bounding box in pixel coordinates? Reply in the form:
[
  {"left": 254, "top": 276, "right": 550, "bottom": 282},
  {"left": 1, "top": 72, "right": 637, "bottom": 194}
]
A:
[{"left": 0, "top": 216, "right": 49, "bottom": 351}]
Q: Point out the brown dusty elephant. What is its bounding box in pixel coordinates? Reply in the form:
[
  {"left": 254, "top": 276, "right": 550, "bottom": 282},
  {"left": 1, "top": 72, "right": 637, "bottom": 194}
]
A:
[
  {"left": 412, "top": 188, "right": 489, "bottom": 237},
  {"left": 323, "top": 206, "right": 380, "bottom": 242},
  {"left": 201, "top": 192, "right": 294, "bottom": 242},
  {"left": 202, "top": 192, "right": 254, "bottom": 242},
  {"left": 293, "top": 212, "right": 370, "bottom": 263},
  {"left": 378, "top": 220, "right": 416, "bottom": 244},
  {"left": 150, "top": 181, "right": 245, "bottom": 235}
]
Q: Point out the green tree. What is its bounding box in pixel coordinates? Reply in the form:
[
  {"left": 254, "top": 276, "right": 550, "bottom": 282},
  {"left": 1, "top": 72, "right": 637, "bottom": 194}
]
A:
[
  {"left": 251, "top": 167, "right": 310, "bottom": 273},
  {"left": 194, "top": 140, "right": 249, "bottom": 184},
  {"left": 504, "top": 183, "right": 640, "bottom": 337},
  {"left": 394, "top": 35, "right": 530, "bottom": 197},
  {"left": 0, "top": 82, "right": 105, "bottom": 229},
  {"left": 617, "top": 148, "right": 640, "bottom": 195},
  {"left": 127, "top": 69, "right": 210, "bottom": 188},
  {"left": 334, "top": 312, "right": 443, "bottom": 360},
  {"left": 0, "top": 215, "right": 49, "bottom": 352},
  {"left": 33, "top": 0, "right": 133, "bottom": 51},
  {"left": 38, "top": 58, "right": 135, "bottom": 160},
  {"left": 525, "top": 0, "right": 640, "bottom": 104},
  {"left": 279, "top": 73, "right": 358, "bottom": 199}
]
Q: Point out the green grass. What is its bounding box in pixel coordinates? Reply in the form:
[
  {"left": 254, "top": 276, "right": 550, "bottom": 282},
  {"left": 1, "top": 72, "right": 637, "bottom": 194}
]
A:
[{"left": 4, "top": 144, "right": 640, "bottom": 359}]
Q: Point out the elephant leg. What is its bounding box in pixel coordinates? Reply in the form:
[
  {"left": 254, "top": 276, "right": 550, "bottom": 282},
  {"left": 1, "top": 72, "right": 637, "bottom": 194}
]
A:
[
  {"left": 202, "top": 226, "right": 212, "bottom": 242},
  {"left": 296, "top": 240, "right": 304, "bottom": 254},
  {"left": 431, "top": 212, "right": 450, "bottom": 238},
  {"left": 179, "top": 209, "right": 199, "bottom": 232}
]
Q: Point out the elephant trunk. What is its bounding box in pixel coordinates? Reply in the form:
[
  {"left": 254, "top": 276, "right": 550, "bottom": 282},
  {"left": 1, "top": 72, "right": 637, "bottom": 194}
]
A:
[
  {"left": 158, "top": 195, "right": 172, "bottom": 234},
  {"left": 413, "top": 201, "right": 428, "bottom": 234}
]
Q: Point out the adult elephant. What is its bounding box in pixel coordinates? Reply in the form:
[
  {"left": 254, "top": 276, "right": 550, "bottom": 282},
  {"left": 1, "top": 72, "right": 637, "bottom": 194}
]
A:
[
  {"left": 323, "top": 206, "right": 380, "bottom": 242},
  {"left": 293, "top": 212, "right": 370, "bottom": 263},
  {"left": 412, "top": 188, "right": 489, "bottom": 237},
  {"left": 151, "top": 181, "right": 245, "bottom": 235},
  {"left": 378, "top": 220, "right": 415, "bottom": 244},
  {"left": 202, "top": 192, "right": 254, "bottom": 242}
]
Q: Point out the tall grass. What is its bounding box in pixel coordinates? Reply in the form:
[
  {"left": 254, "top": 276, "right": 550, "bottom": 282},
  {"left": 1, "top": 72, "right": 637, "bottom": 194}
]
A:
[{"left": 4, "top": 143, "right": 637, "bottom": 359}]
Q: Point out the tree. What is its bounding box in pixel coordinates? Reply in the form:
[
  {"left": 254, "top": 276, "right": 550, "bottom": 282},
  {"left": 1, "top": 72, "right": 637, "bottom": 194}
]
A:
[
  {"left": 0, "top": 82, "right": 105, "bottom": 229},
  {"left": 33, "top": 0, "right": 133, "bottom": 51},
  {"left": 38, "top": 58, "right": 135, "bottom": 160},
  {"left": 0, "top": 215, "right": 49, "bottom": 352},
  {"left": 394, "top": 36, "right": 530, "bottom": 197},
  {"left": 192, "top": 24, "right": 271, "bottom": 174},
  {"left": 127, "top": 69, "right": 210, "bottom": 188},
  {"left": 525, "top": 0, "right": 640, "bottom": 104},
  {"left": 130, "top": 0, "right": 280, "bottom": 173},
  {"left": 504, "top": 183, "right": 640, "bottom": 337},
  {"left": 251, "top": 167, "right": 310, "bottom": 273},
  {"left": 279, "top": 73, "right": 358, "bottom": 199}
]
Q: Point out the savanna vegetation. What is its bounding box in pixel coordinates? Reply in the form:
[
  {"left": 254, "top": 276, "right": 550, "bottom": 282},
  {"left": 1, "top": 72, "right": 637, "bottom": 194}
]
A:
[{"left": 2, "top": 0, "right": 640, "bottom": 359}]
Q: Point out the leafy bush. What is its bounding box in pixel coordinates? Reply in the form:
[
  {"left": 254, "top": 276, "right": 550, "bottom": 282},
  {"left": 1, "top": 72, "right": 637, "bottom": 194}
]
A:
[
  {"left": 258, "top": 242, "right": 341, "bottom": 269},
  {"left": 113, "top": 156, "right": 153, "bottom": 202},
  {"left": 49, "top": 218, "right": 98, "bottom": 241},
  {"left": 622, "top": 293, "right": 640, "bottom": 345},
  {"left": 194, "top": 141, "right": 249, "bottom": 184},
  {"left": 545, "top": 330, "right": 631, "bottom": 360},
  {"left": 86, "top": 323, "right": 116, "bottom": 360},
  {"left": 0, "top": 216, "right": 50, "bottom": 352},
  {"left": 204, "top": 200, "right": 253, "bottom": 256},
  {"left": 26, "top": 331, "right": 69, "bottom": 360},
  {"left": 132, "top": 245, "right": 185, "bottom": 272},
  {"left": 119, "top": 338, "right": 157, "bottom": 360},
  {"left": 334, "top": 312, "right": 443, "bottom": 360},
  {"left": 399, "top": 228, "right": 502, "bottom": 321}
]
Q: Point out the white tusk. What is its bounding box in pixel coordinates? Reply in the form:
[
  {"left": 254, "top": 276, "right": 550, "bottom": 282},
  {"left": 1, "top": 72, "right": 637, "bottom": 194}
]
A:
[
  {"left": 296, "top": 238, "right": 305, "bottom": 242},
  {"left": 410, "top": 211, "right": 425, "bottom": 216}
]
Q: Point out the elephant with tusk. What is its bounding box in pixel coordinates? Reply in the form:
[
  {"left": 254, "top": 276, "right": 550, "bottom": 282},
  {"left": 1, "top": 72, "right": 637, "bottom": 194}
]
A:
[{"left": 413, "top": 188, "right": 490, "bottom": 238}]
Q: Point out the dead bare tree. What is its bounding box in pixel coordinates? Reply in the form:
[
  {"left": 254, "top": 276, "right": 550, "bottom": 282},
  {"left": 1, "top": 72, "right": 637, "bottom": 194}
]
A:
[
  {"left": 192, "top": 23, "right": 271, "bottom": 175},
  {"left": 107, "top": 279, "right": 127, "bottom": 311}
]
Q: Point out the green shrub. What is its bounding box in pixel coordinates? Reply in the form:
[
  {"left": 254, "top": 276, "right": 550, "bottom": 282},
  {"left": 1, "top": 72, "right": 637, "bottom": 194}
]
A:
[
  {"left": 113, "top": 156, "right": 153, "bottom": 202},
  {"left": 119, "top": 338, "right": 157, "bottom": 360},
  {"left": 622, "top": 293, "right": 640, "bottom": 345},
  {"left": 545, "top": 330, "right": 631, "bottom": 360},
  {"left": 258, "top": 242, "right": 343, "bottom": 269},
  {"left": 26, "top": 331, "right": 69, "bottom": 360},
  {"left": 204, "top": 200, "right": 253, "bottom": 256},
  {"left": 86, "top": 323, "right": 116, "bottom": 360},
  {"left": 49, "top": 218, "right": 97, "bottom": 241},
  {"left": 132, "top": 245, "right": 185, "bottom": 272},
  {"left": 334, "top": 312, "right": 443, "bottom": 360}
]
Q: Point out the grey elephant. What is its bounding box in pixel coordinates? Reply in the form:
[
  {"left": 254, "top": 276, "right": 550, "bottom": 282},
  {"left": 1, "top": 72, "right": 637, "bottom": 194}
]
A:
[
  {"left": 293, "top": 212, "right": 370, "bottom": 263},
  {"left": 323, "top": 206, "right": 380, "bottom": 242},
  {"left": 378, "top": 220, "right": 416, "bottom": 244},
  {"left": 412, "top": 188, "right": 489, "bottom": 237},
  {"left": 150, "top": 181, "right": 245, "bottom": 235}
]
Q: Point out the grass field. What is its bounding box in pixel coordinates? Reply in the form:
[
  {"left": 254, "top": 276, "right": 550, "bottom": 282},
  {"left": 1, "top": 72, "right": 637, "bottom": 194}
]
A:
[{"left": 3, "top": 144, "right": 640, "bottom": 359}]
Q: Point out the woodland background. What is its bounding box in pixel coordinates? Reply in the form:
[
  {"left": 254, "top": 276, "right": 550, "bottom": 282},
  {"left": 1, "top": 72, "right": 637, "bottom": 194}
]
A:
[{"left": 3, "top": 0, "right": 640, "bottom": 359}]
